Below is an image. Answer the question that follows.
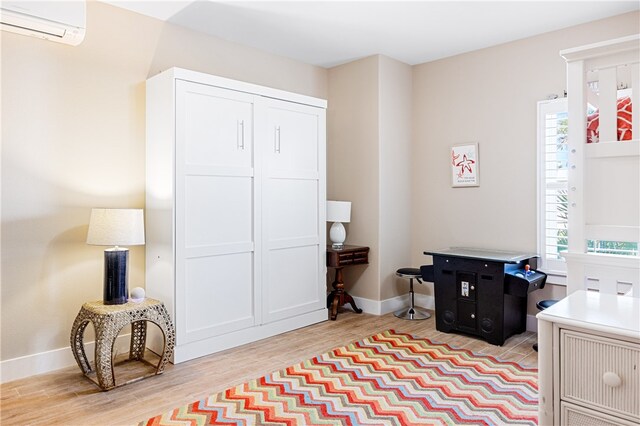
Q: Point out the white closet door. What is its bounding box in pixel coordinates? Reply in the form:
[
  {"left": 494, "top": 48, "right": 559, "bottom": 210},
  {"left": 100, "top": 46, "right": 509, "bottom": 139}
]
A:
[
  {"left": 175, "top": 80, "right": 257, "bottom": 344},
  {"left": 260, "top": 98, "right": 326, "bottom": 323}
]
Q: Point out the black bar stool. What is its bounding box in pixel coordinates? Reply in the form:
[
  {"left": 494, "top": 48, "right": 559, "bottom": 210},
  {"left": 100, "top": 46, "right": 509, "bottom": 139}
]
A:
[
  {"left": 533, "top": 299, "right": 558, "bottom": 351},
  {"left": 394, "top": 268, "right": 431, "bottom": 320}
]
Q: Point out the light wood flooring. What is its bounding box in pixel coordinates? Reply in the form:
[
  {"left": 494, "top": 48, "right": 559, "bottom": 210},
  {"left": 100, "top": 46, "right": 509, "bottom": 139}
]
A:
[{"left": 1, "top": 309, "right": 537, "bottom": 426}]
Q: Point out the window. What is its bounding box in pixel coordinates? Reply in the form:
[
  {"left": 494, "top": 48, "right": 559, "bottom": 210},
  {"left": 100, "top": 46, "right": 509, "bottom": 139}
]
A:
[{"left": 537, "top": 98, "right": 568, "bottom": 274}]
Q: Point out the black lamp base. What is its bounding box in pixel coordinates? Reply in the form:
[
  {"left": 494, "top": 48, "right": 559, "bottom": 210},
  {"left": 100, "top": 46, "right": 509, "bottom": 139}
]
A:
[{"left": 104, "top": 248, "right": 129, "bottom": 305}]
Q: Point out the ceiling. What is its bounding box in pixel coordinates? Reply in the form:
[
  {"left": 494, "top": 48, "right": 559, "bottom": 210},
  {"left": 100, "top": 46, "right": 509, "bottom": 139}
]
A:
[{"left": 102, "top": 1, "right": 639, "bottom": 68}]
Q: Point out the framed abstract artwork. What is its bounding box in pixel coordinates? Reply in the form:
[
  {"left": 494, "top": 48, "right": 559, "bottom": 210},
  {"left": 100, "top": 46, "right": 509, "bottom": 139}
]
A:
[{"left": 451, "top": 143, "right": 479, "bottom": 187}]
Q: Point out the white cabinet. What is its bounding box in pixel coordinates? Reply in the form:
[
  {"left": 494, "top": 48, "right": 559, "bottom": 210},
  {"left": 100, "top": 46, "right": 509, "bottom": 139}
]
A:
[
  {"left": 537, "top": 291, "right": 640, "bottom": 426},
  {"left": 146, "top": 68, "right": 327, "bottom": 363},
  {"left": 176, "top": 80, "right": 256, "bottom": 345},
  {"left": 262, "top": 99, "right": 326, "bottom": 324}
]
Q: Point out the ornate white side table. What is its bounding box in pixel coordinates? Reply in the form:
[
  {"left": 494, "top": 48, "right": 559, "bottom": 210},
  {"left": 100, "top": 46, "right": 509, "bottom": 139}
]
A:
[{"left": 70, "top": 298, "right": 175, "bottom": 391}]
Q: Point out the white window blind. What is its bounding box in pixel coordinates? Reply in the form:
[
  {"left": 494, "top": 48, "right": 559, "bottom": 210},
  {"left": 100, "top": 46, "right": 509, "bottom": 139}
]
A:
[{"left": 538, "top": 98, "right": 568, "bottom": 274}]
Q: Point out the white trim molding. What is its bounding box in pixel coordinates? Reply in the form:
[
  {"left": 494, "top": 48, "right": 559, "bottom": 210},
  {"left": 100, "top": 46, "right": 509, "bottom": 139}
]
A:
[
  {"left": 0, "top": 333, "right": 131, "bottom": 384},
  {"left": 526, "top": 314, "right": 538, "bottom": 333},
  {"left": 351, "top": 293, "right": 435, "bottom": 316}
]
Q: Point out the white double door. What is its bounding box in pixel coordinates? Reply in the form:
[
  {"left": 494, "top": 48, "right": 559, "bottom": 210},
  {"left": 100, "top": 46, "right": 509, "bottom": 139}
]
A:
[{"left": 174, "top": 80, "right": 325, "bottom": 345}]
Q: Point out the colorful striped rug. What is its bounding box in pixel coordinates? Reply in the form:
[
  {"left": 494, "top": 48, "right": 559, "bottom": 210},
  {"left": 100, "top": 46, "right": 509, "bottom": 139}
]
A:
[{"left": 141, "top": 330, "right": 538, "bottom": 425}]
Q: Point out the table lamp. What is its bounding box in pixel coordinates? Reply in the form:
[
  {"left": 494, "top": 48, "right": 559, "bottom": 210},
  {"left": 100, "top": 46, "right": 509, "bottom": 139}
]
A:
[
  {"left": 327, "top": 201, "right": 351, "bottom": 249},
  {"left": 87, "top": 208, "right": 145, "bottom": 305}
]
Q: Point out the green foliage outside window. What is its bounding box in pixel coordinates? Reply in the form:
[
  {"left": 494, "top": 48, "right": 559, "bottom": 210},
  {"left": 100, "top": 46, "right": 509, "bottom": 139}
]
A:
[
  {"left": 556, "top": 191, "right": 568, "bottom": 257},
  {"left": 587, "top": 240, "right": 639, "bottom": 256}
]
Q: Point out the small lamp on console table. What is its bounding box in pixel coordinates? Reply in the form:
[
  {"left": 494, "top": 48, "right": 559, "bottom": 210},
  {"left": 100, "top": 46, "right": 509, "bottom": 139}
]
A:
[
  {"left": 87, "top": 208, "right": 145, "bottom": 305},
  {"left": 327, "top": 200, "right": 351, "bottom": 249}
]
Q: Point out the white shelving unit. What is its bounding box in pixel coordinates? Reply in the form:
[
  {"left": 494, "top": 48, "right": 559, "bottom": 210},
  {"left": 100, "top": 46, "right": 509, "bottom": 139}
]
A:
[{"left": 560, "top": 34, "right": 640, "bottom": 296}]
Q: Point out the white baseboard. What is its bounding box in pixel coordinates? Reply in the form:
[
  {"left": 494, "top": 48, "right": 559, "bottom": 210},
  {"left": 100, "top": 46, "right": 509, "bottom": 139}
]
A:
[
  {"left": 351, "top": 293, "right": 435, "bottom": 316},
  {"left": 0, "top": 333, "right": 131, "bottom": 384},
  {"left": 527, "top": 314, "right": 538, "bottom": 332}
]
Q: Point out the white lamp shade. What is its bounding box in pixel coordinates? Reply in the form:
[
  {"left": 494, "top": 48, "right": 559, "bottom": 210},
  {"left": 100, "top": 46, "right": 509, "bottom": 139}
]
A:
[
  {"left": 326, "top": 201, "right": 351, "bottom": 223},
  {"left": 87, "top": 208, "right": 145, "bottom": 246}
]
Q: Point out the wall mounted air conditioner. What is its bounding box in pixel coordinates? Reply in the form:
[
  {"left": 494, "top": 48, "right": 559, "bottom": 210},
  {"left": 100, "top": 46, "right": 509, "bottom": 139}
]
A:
[{"left": 1, "top": 1, "right": 85, "bottom": 46}]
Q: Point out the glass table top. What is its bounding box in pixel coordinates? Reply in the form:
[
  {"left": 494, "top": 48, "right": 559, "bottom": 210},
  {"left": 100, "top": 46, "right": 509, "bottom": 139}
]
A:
[{"left": 423, "top": 247, "right": 539, "bottom": 263}]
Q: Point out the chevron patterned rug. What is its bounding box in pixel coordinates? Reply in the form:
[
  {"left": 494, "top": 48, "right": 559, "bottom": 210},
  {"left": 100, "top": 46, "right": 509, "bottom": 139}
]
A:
[{"left": 140, "top": 330, "right": 538, "bottom": 425}]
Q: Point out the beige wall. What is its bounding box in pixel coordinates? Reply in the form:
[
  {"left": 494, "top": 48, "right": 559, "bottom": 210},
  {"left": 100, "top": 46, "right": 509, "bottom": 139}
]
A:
[
  {"left": 378, "top": 56, "right": 413, "bottom": 301},
  {"left": 327, "top": 56, "right": 380, "bottom": 300},
  {"left": 411, "top": 11, "right": 639, "bottom": 311},
  {"left": 1, "top": 1, "right": 327, "bottom": 362},
  {"left": 327, "top": 55, "right": 413, "bottom": 303}
]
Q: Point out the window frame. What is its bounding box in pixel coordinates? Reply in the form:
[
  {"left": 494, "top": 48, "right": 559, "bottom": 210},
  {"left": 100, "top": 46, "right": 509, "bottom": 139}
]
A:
[{"left": 537, "top": 98, "right": 569, "bottom": 279}]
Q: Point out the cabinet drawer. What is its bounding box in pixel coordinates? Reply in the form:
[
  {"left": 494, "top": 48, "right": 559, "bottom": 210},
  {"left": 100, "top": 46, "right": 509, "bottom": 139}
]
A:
[
  {"left": 561, "top": 330, "right": 640, "bottom": 422},
  {"left": 327, "top": 249, "right": 369, "bottom": 267},
  {"left": 456, "top": 300, "right": 477, "bottom": 331},
  {"left": 562, "top": 401, "right": 637, "bottom": 426}
]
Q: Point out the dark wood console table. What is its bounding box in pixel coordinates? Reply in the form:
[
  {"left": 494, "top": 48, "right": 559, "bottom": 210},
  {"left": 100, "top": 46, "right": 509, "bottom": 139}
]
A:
[{"left": 327, "top": 245, "right": 369, "bottom": 320}]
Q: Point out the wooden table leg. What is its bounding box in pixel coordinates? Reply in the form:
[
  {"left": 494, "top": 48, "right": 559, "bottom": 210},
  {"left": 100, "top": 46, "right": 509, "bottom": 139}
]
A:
[
  {"left": 327, "top": 267, "right": 362, "bottom": 320},
  {"left": 343, "top": 292, "right": 363, "bottom": 315}
]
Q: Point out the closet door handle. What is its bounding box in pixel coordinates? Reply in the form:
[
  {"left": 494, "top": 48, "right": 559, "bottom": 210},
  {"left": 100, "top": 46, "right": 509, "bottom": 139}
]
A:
[
  {"left": 237, "top": 120, "right": 245, "bottom": 150},
  {"left": 274, "top": 126, "right": 281, "bottom": 153}
]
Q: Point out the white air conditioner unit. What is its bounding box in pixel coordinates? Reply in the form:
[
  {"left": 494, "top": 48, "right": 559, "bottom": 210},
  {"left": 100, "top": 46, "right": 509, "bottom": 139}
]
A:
[{"left": 1, "top": 1, "right": 85, "bottom": 46}]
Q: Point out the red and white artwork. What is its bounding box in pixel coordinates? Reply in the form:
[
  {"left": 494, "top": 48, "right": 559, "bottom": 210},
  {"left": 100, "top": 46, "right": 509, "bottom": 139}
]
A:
[{"left": 451, "top": 143, "right": 479, "bottom": 187}]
